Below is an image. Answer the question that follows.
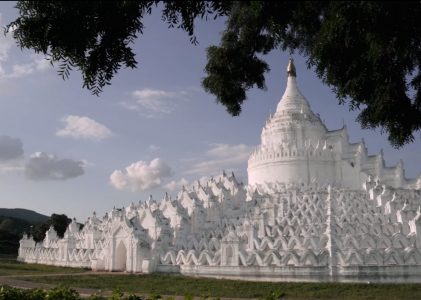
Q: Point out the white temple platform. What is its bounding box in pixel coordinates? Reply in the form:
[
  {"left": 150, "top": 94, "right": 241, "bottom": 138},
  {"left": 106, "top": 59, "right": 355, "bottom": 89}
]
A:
[{"left": 18, "top": 60, "right": 421, "bottom": 282}]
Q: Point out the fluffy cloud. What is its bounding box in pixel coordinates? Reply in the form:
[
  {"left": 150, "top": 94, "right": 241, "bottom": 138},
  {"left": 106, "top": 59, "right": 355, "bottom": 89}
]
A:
[
  {"left": 56, "top": 115, "right": 113, "bottom": 141},
  {"left": 5, "top": 63, "right": 34, "bottom": 78},
  {"left": 0, "top": 135, "right": 24, "bottom": 162},
  {"left": 110, "top": 158, "right": 172, "bottom": 192},
  {"left": 164, "top": 177, "right": 189, "bottom": 192},
  {"left": 2, "top": 57, "right": 50, "bottom": 79},
  {"left": 25, "top": 152, "right": 85, "bottom": 181},
  {"left": 121, "top": 89, "right": 188, "bottom": 117},
  {"left": 185, "top": 143, "right": 255, "bottom": 176},
  {"left": 0, "top": 56, "right": 51, "bottom": 80}
]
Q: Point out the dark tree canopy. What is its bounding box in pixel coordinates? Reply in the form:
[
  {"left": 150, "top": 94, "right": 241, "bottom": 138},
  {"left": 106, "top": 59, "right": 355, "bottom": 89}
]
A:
[
  {"left": 7, "top": 1, "right": 228, "bottom": 94},
  {"left": 32, "top": 213, "right": 71, "bottom": 242},
  {"left": 50, "top": 213, "right": 72, "bottom": 238},
  {"left": 7, "top": 1, "right": 421, "bottom": 147}
]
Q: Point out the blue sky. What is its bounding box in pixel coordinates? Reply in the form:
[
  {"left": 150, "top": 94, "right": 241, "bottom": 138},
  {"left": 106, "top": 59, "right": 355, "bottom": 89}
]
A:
[{"left": 1, "top": 2, "right": 420, "bottom": 220}]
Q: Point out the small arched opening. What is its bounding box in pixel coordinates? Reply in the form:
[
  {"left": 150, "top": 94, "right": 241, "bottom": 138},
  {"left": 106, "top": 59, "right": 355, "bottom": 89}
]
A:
[
  {"left": 114, "top": 240, "right": 127, "bottom": 271},
  {"left": 226, "top": 245, "right": 234, "bottom": 265}
]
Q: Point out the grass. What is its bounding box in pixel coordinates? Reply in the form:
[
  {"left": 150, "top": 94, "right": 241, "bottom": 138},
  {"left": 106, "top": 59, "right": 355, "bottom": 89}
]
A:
[
  {"left": 2, "top": 256, "right": 421, "bottom": 299},
  {"left": 20, "top": 273, "right": 421, "bottom": 300},
  {"left": 0, "top": 255, "right": 89, "bottom": 276}
]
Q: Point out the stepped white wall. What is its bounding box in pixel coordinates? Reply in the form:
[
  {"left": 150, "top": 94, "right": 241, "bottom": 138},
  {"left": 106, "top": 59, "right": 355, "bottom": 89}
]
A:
[{"left": 18, "top": 60, "right": 421, "bottom": 281}]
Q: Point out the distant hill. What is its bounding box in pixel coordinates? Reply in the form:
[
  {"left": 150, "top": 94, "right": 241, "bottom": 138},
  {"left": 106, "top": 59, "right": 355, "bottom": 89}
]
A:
[
  {"left": 0, "top": 216, "right": 33, "bottom": 255},
  {"left": 0, "top": 216, "right": 32, "bottom": 235},
  {"left": 0, "top": 208, "right": 49, "bottom": 255},
  {"left": 0, "top": 208, "right": 49, "bottom": 224}
]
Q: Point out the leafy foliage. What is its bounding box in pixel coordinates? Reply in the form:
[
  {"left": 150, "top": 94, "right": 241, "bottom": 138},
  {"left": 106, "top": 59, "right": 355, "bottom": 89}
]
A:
[
  {"left": 0, "top": 210, "right": 71, "bottom": 252},
  {"left": 0, "top": 216, "right": 34, "bottom": 253},
  {"left": 0, "top": 285, "right": 145, "bottom": 300},
  {"left": 7, "top": 1, "right": 228, "bottom": 95},
  {"left": 32, "top": 213, "right": 71, "bottom": 242},
  {"left": 7, "top": 1, "right": 421, "bottom": 146},
  {"left": 50, "top": 213, "right": 72, "bottom": 238},
  {"left": 0, "top": 216, "right": 32, "bottom": 235},
  {"left": 31, "top": 222, "right": 50, "bottom": 242},
  {"left": 202, "top": 1, "right": 421, "bottom": 147}
]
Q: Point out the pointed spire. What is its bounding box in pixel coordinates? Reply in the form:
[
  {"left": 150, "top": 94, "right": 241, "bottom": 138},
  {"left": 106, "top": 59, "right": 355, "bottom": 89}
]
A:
[
  {"left": 275, "top": 59, "right": 310, "bottom": 115},
  {"left": 287, "top": 58, "right": 297, "bottom": 77}
]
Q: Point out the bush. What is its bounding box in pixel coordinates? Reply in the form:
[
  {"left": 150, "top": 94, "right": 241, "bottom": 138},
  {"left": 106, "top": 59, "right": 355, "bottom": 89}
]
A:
[
  {"left": 44, "top": 286, "right": 80, "bottom": 300},
  {"left": 0, "top": 285, "right": 80, "bottom": 300},
  {"left": 0, "top": 285, "right": 146, "bottom": 300},
  {"left": 0, "top": 285, "right": 25, "bottom": 299},
  {"left": 25, "top": 288, "right": 47, "bottom": 300}
]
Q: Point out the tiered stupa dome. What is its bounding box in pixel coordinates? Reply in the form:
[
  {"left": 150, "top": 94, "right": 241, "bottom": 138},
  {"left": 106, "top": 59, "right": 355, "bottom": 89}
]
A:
[{"left": 249, "top": 59, "right": 421, "bottom": 190}]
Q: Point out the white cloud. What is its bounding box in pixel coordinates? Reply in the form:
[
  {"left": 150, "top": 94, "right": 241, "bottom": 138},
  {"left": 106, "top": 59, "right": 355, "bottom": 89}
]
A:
[
  {"left": 33, "top": 57, "right": 50, "bottom": 71},
  {"left": 120, "top": 101, "right": 139, "bottom": 111},
  {"left": 185, "top": 143, "right": 255, "bottom": 176},
  {"left": 164, "top": 177, "right": 189, "bottom": 191},
  {"left": 25, "top": 152, "right": 85, "bottom": 181},
  {"left": 122, "top": 89, "right": 189, "bottom": 117},
  {"left": 4, "top": 63, "right": 34, "bottom": 78},
  {"left": 56, "top": 115, "right": 113, "bottom": 141},
  {"left": 110, "top": 158, "right": 172, "bottom": 192},
  {"left": 149, "top": 144, "right": 160, "bottom": 152},
  {"left": 0, "top": 55, "right": 51, "bottom": 80}
]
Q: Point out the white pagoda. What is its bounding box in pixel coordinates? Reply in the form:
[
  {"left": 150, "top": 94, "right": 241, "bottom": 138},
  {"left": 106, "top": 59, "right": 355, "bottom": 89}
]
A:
[
  {"left": 249, "top": 59, "right": 418, "bottom": 190},
  {"left": 18, "top": 60, "right": 421, "bottom": 282}
]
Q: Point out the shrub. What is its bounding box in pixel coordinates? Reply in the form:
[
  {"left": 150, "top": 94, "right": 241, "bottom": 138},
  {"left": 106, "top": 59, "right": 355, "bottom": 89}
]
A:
[
  {"left": 44, "top": 286, "right": 80, "bottom": 300},
  {"left": 0, "top": 285, "right": 151, "bottom": 300},
  {"left": 262, "top": 290, "right": 286, "bottom": 300},
  {"left": 0, "top": 285, "right": 81, "bottom": 300},
  {"left": 0, "top": 285, "right": 25, "bottom": 299}
]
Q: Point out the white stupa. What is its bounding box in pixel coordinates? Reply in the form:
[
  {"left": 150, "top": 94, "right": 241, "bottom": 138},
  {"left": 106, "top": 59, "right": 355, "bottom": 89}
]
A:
[
  {"left": 18, "top": 60, "right": 421, "bottom": 282},
  {"left": 249, "top": 59, "right": 419, "bottom": 190}
]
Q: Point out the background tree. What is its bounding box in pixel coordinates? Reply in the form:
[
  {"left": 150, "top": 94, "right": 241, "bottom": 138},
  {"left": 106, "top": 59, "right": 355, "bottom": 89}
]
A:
[
  {"left": 32, "top": 222, "right": 50, "bottom": 242},
  {"left": 32, "top": 213, "right": 71, "bottom": 242},
  {"left": 50, "top": 214, "right": 72, "bottom": 238},
  {"left": 7, "top": 1, "right": 421, "bottom": 147}
]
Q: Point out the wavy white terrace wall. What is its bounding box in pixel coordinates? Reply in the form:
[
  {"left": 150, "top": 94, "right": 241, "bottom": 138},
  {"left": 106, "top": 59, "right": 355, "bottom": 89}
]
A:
[{"left": 18, "top": 177, "right": 421, "bottom": 281}]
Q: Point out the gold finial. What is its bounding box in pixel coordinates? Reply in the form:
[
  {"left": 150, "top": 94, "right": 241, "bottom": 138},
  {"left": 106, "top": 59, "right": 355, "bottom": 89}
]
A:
[{"left": 287, "top": 58, "right": 296, "bottom": 77}]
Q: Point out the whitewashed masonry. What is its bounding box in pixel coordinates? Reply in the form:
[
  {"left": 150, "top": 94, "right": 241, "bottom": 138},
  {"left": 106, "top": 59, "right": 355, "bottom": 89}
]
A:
[{"left": 18, "top": 60, "right": 421, "bottom": 281}]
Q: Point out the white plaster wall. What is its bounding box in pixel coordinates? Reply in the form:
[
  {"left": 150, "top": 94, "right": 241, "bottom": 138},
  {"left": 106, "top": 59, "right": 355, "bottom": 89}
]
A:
[{"left": 248, "top": 159, "right": 336, "bottom": 186}]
